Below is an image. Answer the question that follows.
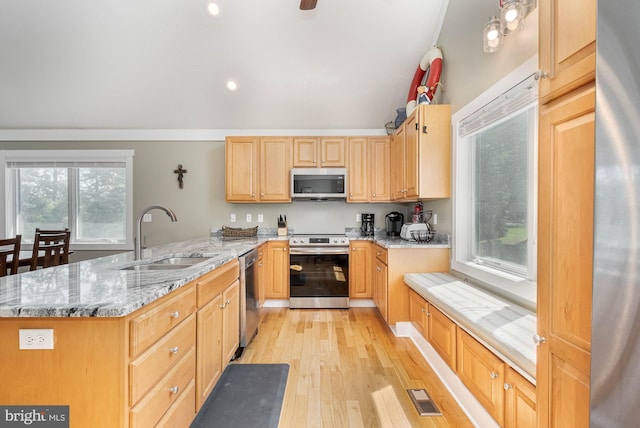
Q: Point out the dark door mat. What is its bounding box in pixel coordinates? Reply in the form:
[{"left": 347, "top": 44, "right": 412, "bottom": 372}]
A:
[
  {"left": 407, "top": 388, "right": 442, "bottom": 416},
  {"left": 191, "top": 363, "right": 289, "bottom": 428}
]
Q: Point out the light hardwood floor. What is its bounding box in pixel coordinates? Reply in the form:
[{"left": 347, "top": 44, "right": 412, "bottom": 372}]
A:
[{"left": 235, "top": 307, "right": 472, "bottom": 428}]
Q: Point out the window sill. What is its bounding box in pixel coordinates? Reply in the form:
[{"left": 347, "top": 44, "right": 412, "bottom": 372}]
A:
[{"left": 450, "top": 260, "right": 536, "bottom": 311}]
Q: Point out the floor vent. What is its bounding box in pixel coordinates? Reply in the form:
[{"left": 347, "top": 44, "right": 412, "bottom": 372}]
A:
[{"left": 407, "top": 388, "right": 442, "bottom": 416}]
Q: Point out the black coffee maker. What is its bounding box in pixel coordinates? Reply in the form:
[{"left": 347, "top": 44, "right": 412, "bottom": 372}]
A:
[
  {"left": 360, "top": 213, "right": 375, "bottom": 236},
  {"left": 385, "top": 212, "right": 404, "bottom": 236}
]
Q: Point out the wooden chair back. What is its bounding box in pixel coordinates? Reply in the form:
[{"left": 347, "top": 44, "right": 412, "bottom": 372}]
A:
[
  {"left": 0, "top": 235, "right": 22, "bottom": 277},
  {"left": 30, "top": 228, "right": 71, "bottom": 271}
]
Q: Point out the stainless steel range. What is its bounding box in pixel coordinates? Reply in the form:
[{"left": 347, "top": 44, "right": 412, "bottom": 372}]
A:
[{"left": 289, "top": 234, "right": 350, "bottom": 309}]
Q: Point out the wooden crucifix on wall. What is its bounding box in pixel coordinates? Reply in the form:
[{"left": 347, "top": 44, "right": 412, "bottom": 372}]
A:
[{"left": 174, "top": 164, "right": 188, "bottom": 189}]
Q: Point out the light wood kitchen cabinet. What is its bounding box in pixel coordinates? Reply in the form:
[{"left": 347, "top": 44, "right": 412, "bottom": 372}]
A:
[
  {"left": 537, "top": 84, "right": 594, "bottom": 428},
  {"left": 292, "top": 137, "right": 346, "bottom": 167},
  {"left": 257, "top": 243, "right": 266, "bottom": 307},
  {"left": 348, "top": 137, "right": 391, "bottom": 203},
  {"left": 457, "top": 328, "right": 505, "bottom": 427},
  {"left": 225, "top": 136, "right": 291, "bottom": 203},
  {"left": 408, "top": 289, "right": 456, "bottom": 371},
  {"left": 505, "top": 367, "right": 537, "bottom": 428},
  {"left": 195, "top": 259, "right": 240, "bottom": 410},
  {"left": 349, "top": 240, "right": 372, "bottom": 298},
  {"left": 265, "top": 240, "right": 290, "bottom": 299},
  {"left": 392, "top": 104, "right": 450, "bottom": 201},
  {"left": 539, "top": 0, "right": 596, "bottom": 104},
  {"left": 347, "top": 137, "right": 369, "bottom": 202},
  {"left": 373, "top": 245, "right": 450, "bottom": 325}
]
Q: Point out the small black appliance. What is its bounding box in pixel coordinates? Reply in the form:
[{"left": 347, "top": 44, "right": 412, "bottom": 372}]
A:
[
  {"left": 360, "top": 213, "right": 375, "bottom": 236},
  {"left": 385, "top": 211, "right": 404, "bottom": 236}
]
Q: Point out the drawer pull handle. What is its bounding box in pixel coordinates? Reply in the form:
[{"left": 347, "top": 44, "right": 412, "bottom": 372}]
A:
[
  {"left": 504, "top": 383, "right": 512, "bottom": 391},
  {"left": 170, "top": 346, "right": 179, "bottom": 354},
  {"left": 169, "top": 386, "right": 179, "bottom": 394},
  {"left": 170, "top": 311, "right": 180, "bottom": 319},
  {"left": 490, "top": 372, "right": 498, "bottom": 380},
  {"left": 533, "top": 334, "right": 547, "bottom": 346},
  {"left": 376, "top": 267, "right": 382, "bottom": 272}
]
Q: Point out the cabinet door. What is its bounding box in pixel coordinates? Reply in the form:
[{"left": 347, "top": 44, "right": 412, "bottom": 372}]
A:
[
  {"left": 347, "top": 137, "right": 369, "bottom": 202},
  {"left": 349, "top": 241, "right": 371, "bottom": 298},
  {"left": 222, "top": 280, "right": 240, "bottom": 364},
  {"left": 196, "top": 293, "right": 223, "bottom": 409},
  {"left": 320, "top": 137, "right": 346, "bottom": 167},
  {"left": 225, "top": 137, "right": 258, "bottom": 202},
  {"left": 404, "top": 112, "right": 419, "bottom": 199},
  {"left": 373, "top": 258, "right": 388, "bottom": 321},
  {"left": 457, "top": 328, "right": 505, "bottom": 426},
  {"left": 408, "top": 289, "right": 427, "bottom": 338},
  {"left": 537, "top": 84, "right": 594, "bottom": 428},
  {"left": 416, "top": 104, "right": 451, "bottom": 199},
  {"left": 505, "top": 368, "right": 536, "bottom": 428},
  {"left": 428, "top": 303, "right": 457, "bottom": 371},
  {"left": 266, "top": 241, "right": 290, "bottom": 299},
  {"left": 292, "top": 137, "right": 318, "bottom": 167},
  {"left": 259, "top": 137, "right": 291, "bottom": 202},
  {"left": 539, "top": 0, "right": 596, "bottom": 103},
  {"left": 369, "top": 136, "right": 391, "bottom": 201},
  {"left": 257, "top": 244, "right": 265, "bottom": 307},
  {"left": 391, "top": 126, "right": 406, "bottom": 200}
]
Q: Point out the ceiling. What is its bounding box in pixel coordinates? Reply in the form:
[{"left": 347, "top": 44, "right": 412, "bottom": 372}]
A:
[{"left": 0, "top": 0, "right": 448, "bottom": 132}]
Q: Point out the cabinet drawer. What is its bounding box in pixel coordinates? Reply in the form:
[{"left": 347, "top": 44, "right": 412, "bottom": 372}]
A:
[
  {"left": 374, "top": 245, "right": 387, "bottom": 264},
  {"left": 155, "top": 378, "right": 196, "bottom": 428},
  {"left": 457, "top": 328, "right": 505, "bottom": 426},
  {"left": 130, "top": 284, "right": 196, "bottom": 358},
  {"left": 130, "top": 346, "right": 196, "bottom": 428},
  {"left": 130, "top": 314, "right": 196, "bottom": 405},
  {"left": 197, "top": 259, "right": 239, "bottom": 308}
]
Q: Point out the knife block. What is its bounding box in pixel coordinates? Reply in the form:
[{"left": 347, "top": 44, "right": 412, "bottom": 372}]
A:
[{"left": 277, "top": 225, "right": 288, "bottom": 236}]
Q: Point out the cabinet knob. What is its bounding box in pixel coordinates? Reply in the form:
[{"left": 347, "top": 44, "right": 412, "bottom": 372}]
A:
[
  {"left": 533, "top": 334, "right": 547, "bottom": 346},
  {"left": 169, "top": 386, "right": 179, "bottom": 394},
  {"left": 504, "top": 383, "right": 512, "bottom": 390},
  {"left": 170, "top": 311, "right": 180, "bottom": 319},
  {"left": 170, "top": 346, "right": 179, "bottom": 354},
  {"left": 372, "top": 193, "right": 376, "bottom": 197},
  {"left": 220, "top": 303, "right": 226, "bottom": 309},
  {"left": 490, "top": 372, "right": 498, "bottom": 380},
  {"left": 535, "top": 70, "right": 549, "bottom": 80},
  {"left": 422, "top": 125, "right": 428, "bottom": 134},
  {"left": 260, "top": 193, "right": 264, "bottom": 196},
  {"left": 226, "top": 299, "right": 231, "bottom": 305},
  {"left": 376, "top": 266, "right": 382, "bottom": 272}
]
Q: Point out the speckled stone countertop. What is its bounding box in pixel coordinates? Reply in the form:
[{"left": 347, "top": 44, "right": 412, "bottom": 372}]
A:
[
  {"left": 346, "top": 229, "right": 451, "bottom": 249},
  {"left": 0, "top": 231, "right": 450, "bottom": 319}
]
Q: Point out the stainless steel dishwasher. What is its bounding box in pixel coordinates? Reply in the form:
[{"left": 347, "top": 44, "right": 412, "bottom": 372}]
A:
[{"left": 237, "top": 248, "right": 259, "bottom": 358}]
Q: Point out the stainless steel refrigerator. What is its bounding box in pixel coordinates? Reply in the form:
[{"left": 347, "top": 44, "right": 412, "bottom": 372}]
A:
[{"left": 591, "top": 1, "right": 640, "bottom": 426}]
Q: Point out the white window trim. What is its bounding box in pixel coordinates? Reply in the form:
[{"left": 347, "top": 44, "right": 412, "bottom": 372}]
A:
[
  {"left": 452, "top": 55, "right": 538, "bottom": 308},
  {"left": 0, "top": 149, "right": 134, "bottom": 251}
]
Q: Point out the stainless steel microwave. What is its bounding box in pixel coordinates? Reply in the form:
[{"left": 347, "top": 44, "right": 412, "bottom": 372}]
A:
[{"left": 291, "top": 168, "right": 347, "bottom": 200}]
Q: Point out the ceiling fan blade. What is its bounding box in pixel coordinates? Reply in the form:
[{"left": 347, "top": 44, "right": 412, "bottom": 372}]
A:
[{"left": 300, "top": 0, "right": 318, "bottom": 10}]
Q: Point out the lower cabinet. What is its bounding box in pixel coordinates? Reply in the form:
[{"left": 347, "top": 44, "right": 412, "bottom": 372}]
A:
[
  {"left": 349, "top": 240, "right": 372, "bottom": 298},
  {"left": 265, "top": 241, "right": 290, "bottom": 299},
  {"left": 504, "top": 367, "right": 537, "bottom": 428},
  {"left": 373, "top": 246, "right": 388, "bottom": 320}
]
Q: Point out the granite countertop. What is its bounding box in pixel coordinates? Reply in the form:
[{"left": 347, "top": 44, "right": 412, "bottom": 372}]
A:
[
  {"left": 404, "top": 272, "right": 536, "bottom": 382},
  {"left": 0, "top": 232, "right": 450, "bottom": 319},
  {"left": 346, "top": 230, "right": 451, "bottom": 249}
]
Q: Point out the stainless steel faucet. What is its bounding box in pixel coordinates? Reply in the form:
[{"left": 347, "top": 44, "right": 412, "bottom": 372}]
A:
[{"left": 135, "top": 205, "right": 178, "bottom": 260}]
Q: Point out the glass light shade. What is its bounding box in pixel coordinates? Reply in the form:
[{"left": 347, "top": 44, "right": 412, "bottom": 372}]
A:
[
  {"left": 500, "top": 0, "right": 524, "bottom": 35},
  {"left": 206, "top": 1, "right": 219, "bottom": 16},
  {"left": 483, "top": 16, "right": 503, "bottom": 53}
]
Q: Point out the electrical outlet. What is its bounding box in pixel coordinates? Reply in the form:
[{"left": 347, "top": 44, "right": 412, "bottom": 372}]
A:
[
  {"left": 19, "top": 329, "right": 54, "bottom": 350},
  {"left": 142, "top": 213, "right": 152, "bottom": 222},
  {"left": 230, "top": 213, "right": 236, "bottom": 223},
  {"left": 356, "top": 213, "right": 361, "bottom": 222},
  {"left": 246, "top": 213, "right": 252, "bottom": 222},
  {"left": 433, "top": 214, "right": 438, "bottom": 225},
  {"left": 258, "top": 214, "right": 264, "bottom": 223}
]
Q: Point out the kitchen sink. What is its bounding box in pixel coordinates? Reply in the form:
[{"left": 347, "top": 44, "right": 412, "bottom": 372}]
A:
[{"left": 120, "top": 255, "right": 214, "bottom": 271}]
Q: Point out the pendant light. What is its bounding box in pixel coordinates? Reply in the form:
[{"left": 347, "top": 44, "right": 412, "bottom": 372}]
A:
[
  {"left": 483, "top": 16, "right": 503, "bottom": 53},
  {"left": 500, "top": 0, "right": 525, "bottom": 35}
]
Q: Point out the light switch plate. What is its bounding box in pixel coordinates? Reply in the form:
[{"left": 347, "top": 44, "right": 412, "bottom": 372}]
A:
[
  {"left": 230, "top": 213, "right": 236, "bottom": 222},
  {"left": 258, "top": 214, "right": 264, "bottom": 223},
  {"left": 19, "top": 329, "right": 54, "bottom": 350},
  {"left": 246, "top": 214, "right": 252, "bottom": 222}
]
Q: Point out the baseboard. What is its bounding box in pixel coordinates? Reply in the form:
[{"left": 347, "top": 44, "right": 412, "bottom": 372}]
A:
[
  {"left": 395, "top": 322, "right": 500, "bottom": 428},
  {"left": 262, "top": 299, "right": 376, "bottom": 308}
]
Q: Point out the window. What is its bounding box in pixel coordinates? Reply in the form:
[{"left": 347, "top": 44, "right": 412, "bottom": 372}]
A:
[
  {"left": 1, "top": 150, "right": 134, "bottom": 250},
  {"left": 453, "top": 58, "right": 537, "bottom": 305}
]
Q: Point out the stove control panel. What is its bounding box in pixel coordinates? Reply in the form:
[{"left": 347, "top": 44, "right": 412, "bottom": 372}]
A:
[{"left": 289, "top": 236, "right": 349, "bottom": 246}]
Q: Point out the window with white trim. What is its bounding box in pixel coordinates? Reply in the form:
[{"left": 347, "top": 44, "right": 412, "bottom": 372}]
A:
[
  {"left": 1, "top": 150, "right": 134, "bottom": 250},
  {"left": 453, "top": 60, "right": 538, "bottom": 306}
]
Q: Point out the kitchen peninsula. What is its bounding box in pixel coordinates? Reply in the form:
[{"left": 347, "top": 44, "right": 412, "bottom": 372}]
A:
[{"left": 0, "top": 232, "right": 450, "bottom": 428}]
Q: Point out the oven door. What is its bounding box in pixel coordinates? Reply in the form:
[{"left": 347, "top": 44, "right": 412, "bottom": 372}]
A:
[{"left": 289, "top": 247, "right": 349, "bottom": 309}]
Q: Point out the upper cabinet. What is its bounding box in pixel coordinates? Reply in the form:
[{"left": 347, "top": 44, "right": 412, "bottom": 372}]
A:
[
  {"left": 539, "top": 0, "right": 596, "bottom": 103},
  {"left": 392, "top": 104, "right": 451, "bottom": 201},
  {"left": 293, "top": 137, "right": 346, "bottom": 168},
  {"left": 347, "top": 136, "right": 391, "bottom": 203},
  {"left": 226, "top": 136, "right": 292, "bottom": 203}
]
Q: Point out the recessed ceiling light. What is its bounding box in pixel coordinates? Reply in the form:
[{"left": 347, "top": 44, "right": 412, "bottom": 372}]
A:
[
  {"left": 206, "top": 1, "right": 219, "bottom": 16},
  {"left": 226, "top": 80, "right": 238, "bottom": 91}
]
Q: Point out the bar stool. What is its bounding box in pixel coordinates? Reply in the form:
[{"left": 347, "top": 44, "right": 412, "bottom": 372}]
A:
[
  {"left": 30, "top": 228, "right": 71, "bottom": 271},
  {"left": 0, "top": 235, "right": 22, "bottom": 277}
]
